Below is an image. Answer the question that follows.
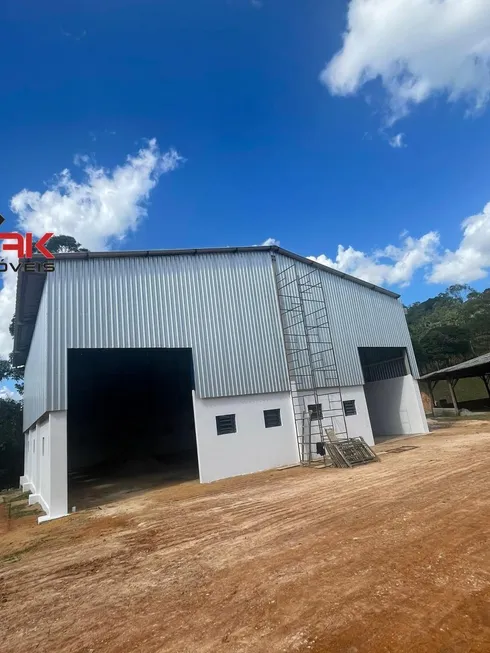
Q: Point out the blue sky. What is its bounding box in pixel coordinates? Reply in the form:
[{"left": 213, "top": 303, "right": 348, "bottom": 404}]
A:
[{"left": 1, "top": 0, "right": 490, "bottom": 371}]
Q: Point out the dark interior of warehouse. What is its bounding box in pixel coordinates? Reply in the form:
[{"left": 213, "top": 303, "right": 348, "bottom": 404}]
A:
[{"left": 67, "top": 347, "right": 198, "bottom": 509}]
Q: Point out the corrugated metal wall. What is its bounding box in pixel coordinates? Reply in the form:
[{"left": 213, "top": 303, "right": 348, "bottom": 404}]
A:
[
  {"left": 275, "top": 254, "right": 419, "bottom": 387},
  {"left": 44, "top": 251, "right": 290, "bottom": 414},
  {"left": 22, "top": 249, "right": 419, "bottom": 429},
  {"left": 23, "top": 287, "right": 49, "bottom": 430}
]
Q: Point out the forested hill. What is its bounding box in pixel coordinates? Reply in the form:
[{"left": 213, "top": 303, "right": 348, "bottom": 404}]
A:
[{"left": 406, "top": 285, "right": 490, "bottom": 376}]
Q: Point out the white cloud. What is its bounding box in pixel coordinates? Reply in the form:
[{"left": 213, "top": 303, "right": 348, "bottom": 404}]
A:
[
  {"left": 389, "top": 133, "right": 406, "bottom": 149},
  {"left": 262, "top": 237, "right": 280, "bottom": 246},
  {"left": 309, "top": 200, "right": 490, "bottom": 288},
  {"left": 11, "top": 139, "right": 181, "bottom": 251},
  {"left": 429, "top": 202, "right": 490, "bottom": 283},
  {"left": 321, "top": 0, "right": 490, "bottom": 123},
  {"left": 61, "top": 28, "right": 87, "bottom": 41},
  {"left": 0, "top": 139, "right": 181, "bottom": 358},
  {"left": 309, "top": 232, "right": 440, "bottom": 287},
  {"left": 0, "top": 275, "right": 17, "bottom": 360},
  {"left": 0, "top": 385, "right": 21, "bottom": 401}
]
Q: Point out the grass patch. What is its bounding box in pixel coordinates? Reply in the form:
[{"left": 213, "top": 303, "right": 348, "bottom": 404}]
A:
[
  {"left": 0, "top": 538, "right": 48, "bottom": 565},
  {"left": 0, "top": 490, "right": 30, "bottom": 502},
  {"left": 14, "top": 491, "right": 30, "bottom": 502},
  {"left": 9, "top": 507, "right": 42, "bottom": 520},
  {"left": 1, "top": 490, "right": 43, "bottom": 520},
  {"left": 431, "top": 414, "right": 490, "bottom": 422}
]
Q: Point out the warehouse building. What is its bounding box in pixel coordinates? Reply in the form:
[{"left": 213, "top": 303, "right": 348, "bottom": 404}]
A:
[{"left": 13, "top": 246, "right": 428, "bottom": 522}]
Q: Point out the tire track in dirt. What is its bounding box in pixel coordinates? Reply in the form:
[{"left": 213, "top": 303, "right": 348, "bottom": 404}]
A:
[{"left": 1, "top": 424, "right": 489, "bottom": 653}]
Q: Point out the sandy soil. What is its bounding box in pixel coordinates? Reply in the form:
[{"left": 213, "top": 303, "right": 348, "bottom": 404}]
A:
[{"left": 1, "top": 421, "right": 489, "bottom": 653}]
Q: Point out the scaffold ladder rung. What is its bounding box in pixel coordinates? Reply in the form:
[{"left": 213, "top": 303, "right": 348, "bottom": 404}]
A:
[{"left": 274, "top": 257, "right": 349, "bottom": 466}]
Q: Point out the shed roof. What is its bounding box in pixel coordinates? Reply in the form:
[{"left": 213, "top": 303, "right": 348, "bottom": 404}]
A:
[
  {"left": 420, "top": 352, "right": 490, "bottom": 382},
  {"left": 12, "top": 245, "right": 400, "bottom": 367}
]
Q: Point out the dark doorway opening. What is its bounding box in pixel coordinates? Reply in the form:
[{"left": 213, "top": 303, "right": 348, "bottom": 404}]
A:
[
  {"left": 359, "top": 347, "right": 412, "bottom": 443},
  {"left": 359, "top": 347, "right": 410, "bottom": 383},
  {"left": 67, "top": 348, "right": 198, "bottom": 510}
]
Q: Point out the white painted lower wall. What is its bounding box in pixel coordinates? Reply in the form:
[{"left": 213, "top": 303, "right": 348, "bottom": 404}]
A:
[
  {"left": 21, "top": 411, "right": 68, "bottom": 523},
  {"left": 296, "top": 386, "right": 375, "bottom": 447},
  {"left": 20, "top": 379, "right": 428, "bottom": 520},
  {"left": 192, "top": 390, "right": 299, "bottom": 483},
  {"left": 339, "top": 386, "right": 375, "bottom": 445},
  {"left": 364, "top": 375, "right": 428, "bottom": 437}
]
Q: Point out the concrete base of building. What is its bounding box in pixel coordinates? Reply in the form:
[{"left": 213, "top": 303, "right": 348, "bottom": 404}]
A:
[
  {"left": 21, "top": 480, "right": 35, "bottom": 494},
  {"left": 38, "top": 512, "right": 69, "bottom": 524},
  {"left": 22, "top": 410, "right": 68, "bottom": 524},
  {"left": 20, "top": 379, "right": 428, "bottom": 522}
]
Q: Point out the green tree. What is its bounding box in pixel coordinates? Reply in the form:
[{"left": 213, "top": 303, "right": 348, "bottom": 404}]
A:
[
  {"left": 7, "top": 317, "right": 24, "bottom": 395},
  {"left": 420, "top": 325, "right": 473, "bottom": 371},
  {"left": 406, "top": 284, "right": 490, "bottom": 374},
  {"left": 463, "top": 289, "right": 490, "bottom": 356},
  {"left": 0, "top": 397, "right": 23, "bottom": 489},
  {"left": 441, "top": 284, "right": 474, "bottom": 303},
  {"left": 0, "top": 360, "right": 23, "bottom": 490},
  {"left": 0, "top": 359, "right": 11, "bottom": 382},
  {"left": 410, "top": 337, "right": 429, "bottom": 374},
  {"left": 45, "top": 235, "right": 88, "bottom": 254}
]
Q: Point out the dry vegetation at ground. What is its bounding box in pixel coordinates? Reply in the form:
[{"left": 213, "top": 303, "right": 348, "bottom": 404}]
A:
[{"left": 1, "top": 421, "right": 489, "bottom": 653}]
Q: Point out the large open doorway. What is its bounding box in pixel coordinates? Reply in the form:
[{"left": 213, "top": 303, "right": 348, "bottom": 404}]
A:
[
  {"left": 67, "top": 348, "right": 198, "bottom": 510},
  {"left": 359, "top": 347, "right": 425, "bottom": 443}
]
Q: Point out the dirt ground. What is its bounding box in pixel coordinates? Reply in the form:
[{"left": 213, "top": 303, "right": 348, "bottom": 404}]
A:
[
  {"left": 1, "top": 421, "right": 489, "bottom": 653},
  {"left": 68, "top": 457, "right": 199, "bottom": 511}
]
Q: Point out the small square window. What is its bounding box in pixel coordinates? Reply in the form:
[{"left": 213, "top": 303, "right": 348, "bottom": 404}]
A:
[
  {"left": 343, "top": 400, "right": 357, "bottom": 416},
  {"left": 264, "top": 408, "right": 281, "bottom": 428},
  {"left": 308, "top": 404, "right": 323, "bottom": 421},
  {"left": 216, "top": 414, "right": 236, "bottom": 435}
]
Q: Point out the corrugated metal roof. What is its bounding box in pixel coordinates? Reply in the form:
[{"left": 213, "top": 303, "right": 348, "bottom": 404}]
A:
[
  {"left": 420, "top": 353, "right": 490, "bottom": 381},
  {"left": 16, "top": 246, "right": 416, "bottom": 430},
  {"left": 13, "top": 246, "right": 399, "bottom": 367},
  {"left": 35, "top": 245, "right": 400, "bottom": 297}
]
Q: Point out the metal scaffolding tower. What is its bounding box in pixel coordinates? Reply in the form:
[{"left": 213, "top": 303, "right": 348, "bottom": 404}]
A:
[{"left": 274, "top": 258, "right": 349, "bottom": 465}]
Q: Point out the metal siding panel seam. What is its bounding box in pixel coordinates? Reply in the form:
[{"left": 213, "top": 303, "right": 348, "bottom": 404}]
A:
[
  {"left": 29, "top": 248, "right": 419, "bottom": 425},
  {"left": 42, "top": 251, "right": 290, "bottom": 413},
  {"left": 275, "top": 253, "right": 418, "bottom": 387}
]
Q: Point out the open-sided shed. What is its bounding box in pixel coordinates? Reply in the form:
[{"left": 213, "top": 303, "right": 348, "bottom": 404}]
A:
[{"left": 420, "top": 353, "right": 490, "bottom": 414}]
